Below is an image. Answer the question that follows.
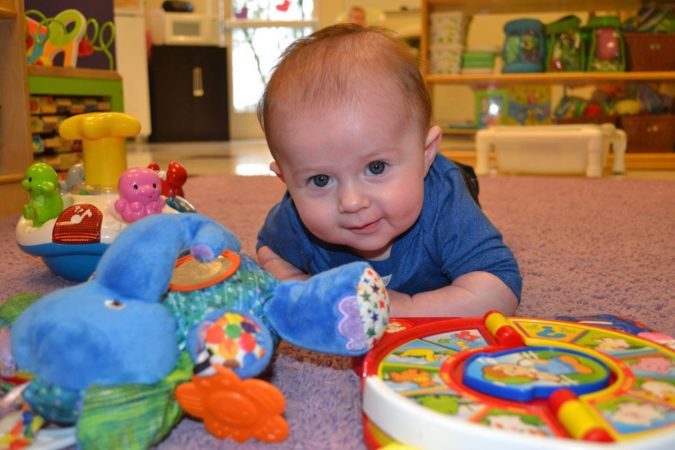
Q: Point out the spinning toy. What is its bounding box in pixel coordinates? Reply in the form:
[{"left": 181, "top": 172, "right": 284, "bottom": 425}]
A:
[
  {"left": 6, "top": 213, "right": 389, "bottom": 449},
  {"left": 16, "top": 113, "right": 183, "bottom": 281},
  {"left": 360, "top": 313, "right": 674, "bottom": 449},
  {"left": 58, "top": 112, "right": 138, "bottom": 190}
]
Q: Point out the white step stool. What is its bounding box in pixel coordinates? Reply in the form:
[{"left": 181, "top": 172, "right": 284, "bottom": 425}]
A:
[{"left": 475, "top": 124, "right": 626, "bottom": 178}]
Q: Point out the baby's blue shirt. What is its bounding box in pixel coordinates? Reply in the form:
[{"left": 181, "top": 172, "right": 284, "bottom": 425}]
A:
[{"left": 257, "top": 154, "right": 522, "bottom": 300}]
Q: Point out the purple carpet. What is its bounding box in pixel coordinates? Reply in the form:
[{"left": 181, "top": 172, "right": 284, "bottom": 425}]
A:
[{"left": 1, "top": 174, "right": 674, "bottom": 449}]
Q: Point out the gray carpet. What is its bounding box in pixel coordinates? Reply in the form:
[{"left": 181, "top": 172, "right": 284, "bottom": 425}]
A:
[{"left": 1, "top": 174, "right": 674, "bottom": 449}]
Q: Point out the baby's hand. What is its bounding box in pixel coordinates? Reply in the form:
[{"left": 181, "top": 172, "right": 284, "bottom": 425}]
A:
[
  {"left": 257, "top": 245, "right": 308, "bottom": 281},
  {"left": 386, "top": 290, "right": 414, "bottom": 317}
]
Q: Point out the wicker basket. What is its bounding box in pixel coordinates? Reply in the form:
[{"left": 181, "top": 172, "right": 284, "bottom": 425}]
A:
[
  {"left": 620, "top": 114, "right": 675, "bottom": 152},
  {"left": 624, "top": 33, "right": 675, "bottom": 71}
]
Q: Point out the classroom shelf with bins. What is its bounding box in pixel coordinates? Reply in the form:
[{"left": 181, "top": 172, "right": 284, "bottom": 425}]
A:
[
  {"left": 29, "top": 95, "right": 111, "bottom": 173},
  {"left": 421, "top": 0, "right": 675, "bottom": 169},
  {"left": 26, "top": 65, "right": 124, "bottom": 173}
]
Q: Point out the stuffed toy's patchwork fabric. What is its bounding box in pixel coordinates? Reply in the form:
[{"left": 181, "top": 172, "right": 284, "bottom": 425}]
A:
[{"left": 9, "top": 213, "right": 390, "bottom": 448}]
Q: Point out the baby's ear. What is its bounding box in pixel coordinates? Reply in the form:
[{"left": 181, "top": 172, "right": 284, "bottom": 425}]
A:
[
  {"left": 270, "top": 161, "right": 285, "bottom": 182},
  {"left": 423, "top": 126, "right": 442, "bottom": 172}
]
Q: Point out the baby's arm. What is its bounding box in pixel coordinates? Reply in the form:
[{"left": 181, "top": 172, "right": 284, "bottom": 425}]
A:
[
  {"left": 257, "top": 245, "right": 309, "bottom": 281},
  {"left": 388, "top": 271, "right": 517, "bottom": 317},
  {"left": 258, "top": 245, "right": 517, "bottom": 317}
]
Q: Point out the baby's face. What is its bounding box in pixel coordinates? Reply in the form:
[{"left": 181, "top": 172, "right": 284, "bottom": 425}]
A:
[{"left": 270, "top": 99, "right": 436, "bottom": 260}]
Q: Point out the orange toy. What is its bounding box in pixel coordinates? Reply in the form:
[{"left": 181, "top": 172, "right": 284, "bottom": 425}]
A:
[{"left": 175, "top": 365, "right": 289, "bottom": 443}]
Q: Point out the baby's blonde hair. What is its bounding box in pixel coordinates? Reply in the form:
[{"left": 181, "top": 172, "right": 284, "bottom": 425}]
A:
[{"left": 258, "top": 24, "right": 431, "bottom": 154}]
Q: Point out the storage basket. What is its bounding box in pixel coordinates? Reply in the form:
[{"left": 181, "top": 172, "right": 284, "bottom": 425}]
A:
[
  {"left": 624, "top": 33, "right": 675, "bottom": 71},
  {"left": 429, "top": 11, "right": 465, "bottom": 45},
  {"left": 620, "top": 114, "right": 675, "bottom": 152},
  {"left": 430, "top": 44, "right": 463, "bottom": 74}
]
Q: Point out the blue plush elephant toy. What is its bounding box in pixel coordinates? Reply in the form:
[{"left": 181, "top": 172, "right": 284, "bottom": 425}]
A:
[{"left": 10, "top": 213, "right": 389, "bottom": 449}]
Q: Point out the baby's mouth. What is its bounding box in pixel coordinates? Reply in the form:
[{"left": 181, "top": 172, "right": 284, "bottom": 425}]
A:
[{"left": 347, "top": 219, "right": 382, "bottom": 234}]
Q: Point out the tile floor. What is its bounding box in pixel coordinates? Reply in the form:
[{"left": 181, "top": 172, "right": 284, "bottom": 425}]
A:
[
  {"left": 127, "top": 139, "right": 275, "bottom": 177},
  {"left": 127, "top": 140, "right": 675, "bottom": 180}
]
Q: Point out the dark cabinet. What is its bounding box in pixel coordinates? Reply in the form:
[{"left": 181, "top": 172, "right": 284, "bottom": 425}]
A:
[{"left": 149, "top": 45, "right": 229, "bottom": 141}]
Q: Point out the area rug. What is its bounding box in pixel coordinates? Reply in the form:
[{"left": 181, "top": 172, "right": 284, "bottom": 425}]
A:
[{"left": 1, "top": 174, "right": 673, "bottom": 449}]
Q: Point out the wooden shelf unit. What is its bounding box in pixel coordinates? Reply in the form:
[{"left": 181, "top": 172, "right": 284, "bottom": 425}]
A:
[
  {"left": 423, "top": 0, "right": 642, "bottom": 15},
  {"left": 0, "top": 0, "right": 32, "bottom": 217},
  {"left": 421, "top": 0, "right": 675, "bottom": 170},
  {"left": 426, "top": 71, "right": 675, "bottom": 86},
  {"left": 0, "top": 1, "right": 125, "bottom": 218},
  {"left": 28, "top": 66, "right": 124, "bottom": 113},
  {"left": 27, "top": 66, "right": 124, "bottom": 175},
  {"left": 0, "top": 0, "right": 17, "bottom": 19}
]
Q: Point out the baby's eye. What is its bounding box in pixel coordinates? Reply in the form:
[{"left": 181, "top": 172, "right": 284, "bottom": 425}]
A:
[
  {"left": 104, "top": 299, "right": 125, "bottom": 310},
  {"left": 367, "top": 161, "right": 387, "bottom": 175},
  {"left": 310, "top": 174, "right": 330, "bottom": 188},
  {"left": 133, "top": 183, "right": 138, "bottom": 190}
]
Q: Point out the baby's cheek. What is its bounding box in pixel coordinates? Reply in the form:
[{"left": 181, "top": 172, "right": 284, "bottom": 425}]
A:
[
  {"left": 299, "top": 209, "right": 329, "bottom": 233},
  {"left": 387, "top": 187, "right": 423, "bottom": 221},
  {"left": 296, "top": 203, "right": 334, "bottom": 237}
]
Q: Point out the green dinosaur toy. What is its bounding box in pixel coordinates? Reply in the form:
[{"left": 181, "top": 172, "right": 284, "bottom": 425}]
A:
[{"left": 21, "top": 162, "right": 64, "bottom": 227}]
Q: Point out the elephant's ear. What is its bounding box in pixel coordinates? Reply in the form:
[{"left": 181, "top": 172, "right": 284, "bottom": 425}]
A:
[{"left": 94, "top": 214, "right": 240, "bottom": 302}]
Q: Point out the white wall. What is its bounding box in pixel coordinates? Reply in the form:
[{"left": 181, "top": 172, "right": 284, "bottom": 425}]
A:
[{"left": 115, "top": 11, "right": 152, "bottom": 137}]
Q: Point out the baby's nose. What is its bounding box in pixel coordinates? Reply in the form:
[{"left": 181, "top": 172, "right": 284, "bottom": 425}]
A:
[{"left": 338, "top": 184, "right": 369, "bottom": 213}]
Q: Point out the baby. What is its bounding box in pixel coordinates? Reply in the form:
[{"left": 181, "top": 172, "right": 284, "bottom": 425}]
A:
[{"left": 256, "top": 24, "right": 521, "bottom": 317}]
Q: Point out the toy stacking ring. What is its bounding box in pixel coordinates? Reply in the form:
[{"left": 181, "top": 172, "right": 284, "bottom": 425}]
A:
[{"left": 169, "top": 250, "right": 240, "bottom": 292}]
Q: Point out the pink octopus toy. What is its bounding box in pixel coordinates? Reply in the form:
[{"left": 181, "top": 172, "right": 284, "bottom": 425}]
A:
[{"left": 114, "top": 167, "right": 166, "bottom": 223}]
